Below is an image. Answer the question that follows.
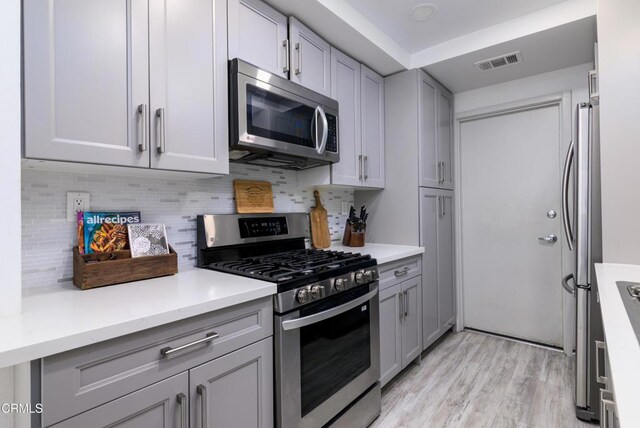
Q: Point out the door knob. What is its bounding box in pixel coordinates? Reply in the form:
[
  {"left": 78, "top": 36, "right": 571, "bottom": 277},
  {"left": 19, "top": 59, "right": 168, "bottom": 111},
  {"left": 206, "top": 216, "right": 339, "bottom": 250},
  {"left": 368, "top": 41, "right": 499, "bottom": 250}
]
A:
[{"left": 538, "top": 234, "right": 558, "bottom": 244}]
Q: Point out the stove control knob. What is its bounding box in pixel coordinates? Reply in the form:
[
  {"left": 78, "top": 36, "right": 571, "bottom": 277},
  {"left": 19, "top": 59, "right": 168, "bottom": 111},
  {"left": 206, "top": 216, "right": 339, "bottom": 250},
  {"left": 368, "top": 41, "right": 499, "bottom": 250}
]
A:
[
  {"left": 363, "top": 269, "right": 375, "bottom": 282},
  {"left": 334, "top": 277, "right": 348, "bottom": 291},
  {"left": 296, "top": 288, "right": 310, "bottom": 304},
  {"left": 311, "top": 285, "right": 325, "bottom": 300},
  {"left": 354, "top": 271, "right": 365, "bottom": 284}
]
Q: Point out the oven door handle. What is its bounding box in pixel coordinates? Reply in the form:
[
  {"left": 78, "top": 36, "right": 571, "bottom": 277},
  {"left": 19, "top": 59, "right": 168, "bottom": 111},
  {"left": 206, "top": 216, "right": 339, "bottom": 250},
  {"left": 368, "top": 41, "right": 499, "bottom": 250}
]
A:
[{"left": 281, "top": 288, "right": 378, "bottom": 331}]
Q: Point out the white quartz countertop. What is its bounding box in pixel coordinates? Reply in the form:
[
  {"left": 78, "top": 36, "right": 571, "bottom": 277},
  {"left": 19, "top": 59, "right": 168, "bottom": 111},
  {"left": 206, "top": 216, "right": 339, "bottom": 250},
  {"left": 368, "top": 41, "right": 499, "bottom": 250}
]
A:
[
  {"left": 0, "top": 270, "right": 276, "bottom": 369},
  {"left": 594, "top": 263, "right": 640, "bottom": 428},
  {"left": 330, "top": 243, "right": 424, "bottom": 265}
]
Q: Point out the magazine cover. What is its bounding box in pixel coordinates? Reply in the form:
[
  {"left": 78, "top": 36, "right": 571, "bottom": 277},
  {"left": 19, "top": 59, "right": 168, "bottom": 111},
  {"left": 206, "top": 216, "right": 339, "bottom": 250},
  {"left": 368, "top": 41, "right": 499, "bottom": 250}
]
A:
[
  {"left": 84, "top": 212, "right": 142, "bottom": 254},
  {"left": 77, "top": 211, "right": 85, "bottom": 254},
  {"left": 127, "top": 224, "right": 170, "bottom": 258}
]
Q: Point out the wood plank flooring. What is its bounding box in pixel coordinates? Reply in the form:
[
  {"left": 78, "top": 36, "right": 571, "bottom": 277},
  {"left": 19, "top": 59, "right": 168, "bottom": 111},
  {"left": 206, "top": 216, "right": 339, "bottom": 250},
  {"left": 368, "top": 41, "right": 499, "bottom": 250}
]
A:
[{"left": 371, "top": 331, "right": 596, "bottom": 428}]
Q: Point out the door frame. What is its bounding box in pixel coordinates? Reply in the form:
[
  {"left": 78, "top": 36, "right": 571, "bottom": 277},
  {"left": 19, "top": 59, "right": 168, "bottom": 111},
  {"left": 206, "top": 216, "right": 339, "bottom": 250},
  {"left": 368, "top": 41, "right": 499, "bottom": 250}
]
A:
[{"left": 453, "top": 91, "right": 573, "bottom": 354}]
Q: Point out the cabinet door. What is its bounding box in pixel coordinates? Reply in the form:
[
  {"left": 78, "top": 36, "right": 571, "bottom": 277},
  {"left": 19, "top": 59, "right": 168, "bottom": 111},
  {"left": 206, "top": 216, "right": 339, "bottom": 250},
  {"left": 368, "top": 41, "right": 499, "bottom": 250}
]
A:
[
  {"left": 330, "top": 48, "right": 362, "bottom": 186},
  {"left": 401, "top": 276, "right": 422, "bottom": 367},
  {"left": 289, "top": 17, "right": 331, "bottom": 96},
  {"left": 379, "top": 284, "right": 402, "bottom": 387},
  {"left": 420, "top": 188, "right": 441, "bottom": 350},
  {"left": 361, "top": 65, "right": 385, "bottom": 189},
  {"left": 437, "top": 88, "right": 454, "bottom": 189},
  {"left": 51, "top": 373, "right": 188, "bottom": 428},
  {"left": 418, "top": 72, "right": 439, "bottom": 188},
  {"left": 190, "top": 338, "right": 273, "bottom": 428},
  {"left": 149, "top": 0, "right": 229, "bottom": 174},
  {"left": 228, "top": 0, "right": 288, "bottom": 78},
  {"left": 438, "top": 191, "right": 456, "bottom": 330},
  {"left": 23, "top": 0, "right": 150, "bottom": 168}
]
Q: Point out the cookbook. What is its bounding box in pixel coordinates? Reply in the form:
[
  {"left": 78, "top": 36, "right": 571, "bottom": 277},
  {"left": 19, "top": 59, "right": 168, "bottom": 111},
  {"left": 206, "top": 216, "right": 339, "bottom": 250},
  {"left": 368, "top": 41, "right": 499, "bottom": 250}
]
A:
[{"left": 82, "top": 211, "right": 142, "bottom": 254}]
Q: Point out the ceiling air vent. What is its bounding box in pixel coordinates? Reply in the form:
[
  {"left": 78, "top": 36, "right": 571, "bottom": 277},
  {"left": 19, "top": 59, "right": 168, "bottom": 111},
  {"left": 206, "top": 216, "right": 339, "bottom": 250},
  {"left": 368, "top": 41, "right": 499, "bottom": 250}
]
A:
[{"left": 474, "top": 51, "right": 523, "bottom": 71}]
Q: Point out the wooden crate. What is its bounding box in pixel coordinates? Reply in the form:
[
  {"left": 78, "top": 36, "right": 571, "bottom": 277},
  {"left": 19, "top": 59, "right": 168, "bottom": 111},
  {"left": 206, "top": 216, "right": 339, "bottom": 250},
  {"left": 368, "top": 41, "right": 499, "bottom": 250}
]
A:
[{"left": 73, "top": 246, "right": 178, "bottom": 290}]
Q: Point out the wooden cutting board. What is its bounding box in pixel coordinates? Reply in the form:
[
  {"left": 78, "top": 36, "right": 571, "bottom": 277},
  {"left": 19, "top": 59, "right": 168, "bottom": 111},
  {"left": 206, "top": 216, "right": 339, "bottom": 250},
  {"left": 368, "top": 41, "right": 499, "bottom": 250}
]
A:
[
  {"left": 310, "top": 190, "right": 331, "bottom": 248},
  {"left": 233, "top": 180, "right": 274, "bottom": 213}
]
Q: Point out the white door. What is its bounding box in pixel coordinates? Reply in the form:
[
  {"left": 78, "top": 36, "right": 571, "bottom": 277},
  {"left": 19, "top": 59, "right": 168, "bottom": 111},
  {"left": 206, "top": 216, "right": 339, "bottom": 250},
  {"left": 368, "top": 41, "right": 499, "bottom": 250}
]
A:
[
  {"left": 460, "top": 104, "right": 563, "bottom": 346},
  {"left": 23, "top": 0, "right": 150, "bottom": 167},
  {"left": 330, "top": 48, "right": 362, "bottom": 187},
  {"left": 289, "top": 17, "right": 331, "bottom": 97},
  {"left": 361, "top": 65, "right": 385, "bottom": 189},
  {"left": 227, "top": 0, "right": 288, "bottom": 78},
  {"left": 149, "top": 0, "right": 228, "bottom": 174}
]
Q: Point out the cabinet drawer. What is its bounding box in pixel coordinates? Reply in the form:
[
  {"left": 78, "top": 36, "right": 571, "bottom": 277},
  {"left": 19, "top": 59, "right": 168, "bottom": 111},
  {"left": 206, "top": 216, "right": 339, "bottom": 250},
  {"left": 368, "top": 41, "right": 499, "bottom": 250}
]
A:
[
  {"left": 42, "top": 297, "right": 272, "bottom": 427},
  {"left": 378, "top": 256, "right": 422, "bottom": 291}
]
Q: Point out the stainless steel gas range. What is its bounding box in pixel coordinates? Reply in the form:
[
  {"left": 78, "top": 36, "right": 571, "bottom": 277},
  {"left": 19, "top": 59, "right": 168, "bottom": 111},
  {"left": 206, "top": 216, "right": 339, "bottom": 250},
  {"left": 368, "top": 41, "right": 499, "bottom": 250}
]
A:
[{"left": 196, "top": 213, "right": 381, "bottom": 428}]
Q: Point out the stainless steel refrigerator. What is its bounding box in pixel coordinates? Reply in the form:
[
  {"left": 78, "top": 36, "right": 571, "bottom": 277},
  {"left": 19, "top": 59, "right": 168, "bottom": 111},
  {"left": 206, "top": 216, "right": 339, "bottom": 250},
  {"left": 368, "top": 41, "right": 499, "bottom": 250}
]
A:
[{"left": 561, "top": 86, "right": 604, "bottom": 422}]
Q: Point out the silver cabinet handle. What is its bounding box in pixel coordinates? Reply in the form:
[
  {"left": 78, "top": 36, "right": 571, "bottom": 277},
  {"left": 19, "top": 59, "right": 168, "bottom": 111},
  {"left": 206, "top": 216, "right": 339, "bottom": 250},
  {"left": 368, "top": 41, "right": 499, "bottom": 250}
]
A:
[
  {"left": 589, "top": 70, "right": 598, "bottom": 99},
  {"left": 282, "top": 39, "right": 290, "bottom": 74},
  {"left": 437, "top": 195, "right": 442, "bottom": 218},
  {"left": 394, "top": 267, "right": 410, "bottom": 277},
  {"left": 442, "top": 195, "right": 446, "bottom": 217},
  {"left": 562, "top": 140, "right": 574, "bottom": 250},
  {"left": 442, "top": 161, "right": 446, "bottom": 183},
  {"left": 399, "top": 293, "right": 404, "bottom": 320},
  {"left": 177, "top": 393, "right": 187, "bottom": 428},
  {"left": 403, "top": 291, "right": 409, "bottom": 317},
  {"left": 538, "top": 234, "right": 558, "bottom": 244},
  {"left": 295, "top": 42, "right": 302, "bottom": 75},
  {"left": 561, "top": 273, "right": 576, "bottom": 295},
  {"left": 316, "top": 106, "right": 328, "bottom": 155},
  {"left": 137, "top": 104, "right": 148, "bottom": 152},
  {"left": 600, "top": 389, "right": 615, "bottom": 428},
  {"left": 359, "top": 155, "right": 363, "bottom": 180},
  {"left": 160, "top": 332, "right": 218, "bottom": 358},
  {"left": 196, "top": 384, "right": 207, "bottom": 428},
  {"left": 364, "top": 155, "right": 369, "bottom": 180},
  {"left": 596, "top": 340, "right": 608, "bottom": 384},
  {"left": 156, "top": 108, "right": 166, "bottom": 154}
]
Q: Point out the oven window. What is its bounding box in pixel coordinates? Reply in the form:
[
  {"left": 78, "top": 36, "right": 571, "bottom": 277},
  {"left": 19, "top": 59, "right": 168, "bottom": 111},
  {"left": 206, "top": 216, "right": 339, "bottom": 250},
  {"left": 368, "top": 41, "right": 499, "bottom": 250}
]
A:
[
  {"left": 246, "top": 84, "right": 315, "bottom": 148},
  {"left": 299, "top": 287, "right": 371, "bottom": 417}
]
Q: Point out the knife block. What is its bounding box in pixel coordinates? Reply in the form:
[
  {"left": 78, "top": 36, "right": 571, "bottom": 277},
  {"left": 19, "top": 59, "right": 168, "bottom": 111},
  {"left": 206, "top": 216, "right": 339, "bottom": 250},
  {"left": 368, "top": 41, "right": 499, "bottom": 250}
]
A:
[{"left": 342, "top": 222, "right": 365, "bottom": 247}]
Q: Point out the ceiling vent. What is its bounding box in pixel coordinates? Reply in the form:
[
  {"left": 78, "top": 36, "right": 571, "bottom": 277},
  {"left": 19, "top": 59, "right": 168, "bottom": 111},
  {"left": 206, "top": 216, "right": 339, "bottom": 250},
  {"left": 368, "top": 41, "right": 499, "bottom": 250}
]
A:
[{"left": 474, "top": 51, "right": 523, "bottom": 71}]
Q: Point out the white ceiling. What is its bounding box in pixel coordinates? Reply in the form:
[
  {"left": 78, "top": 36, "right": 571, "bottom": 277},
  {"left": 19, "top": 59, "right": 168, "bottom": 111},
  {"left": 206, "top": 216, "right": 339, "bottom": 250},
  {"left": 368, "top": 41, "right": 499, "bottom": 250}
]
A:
[
  {"left": 425, "top": 15, "right": 596, "bottom": 92},
  {"left": 345, "top": 0, "right": 568, "bottom": 54}
]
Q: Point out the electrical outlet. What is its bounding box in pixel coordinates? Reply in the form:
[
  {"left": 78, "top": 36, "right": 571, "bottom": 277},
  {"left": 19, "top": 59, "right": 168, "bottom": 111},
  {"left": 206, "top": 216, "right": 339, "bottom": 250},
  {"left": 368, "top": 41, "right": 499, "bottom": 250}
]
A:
[
  {"left": 341, "top": 202, "right": 349, "bottom": 216},
  {"left": 67, "top": 192, "right": 90, "bottom": 222}
]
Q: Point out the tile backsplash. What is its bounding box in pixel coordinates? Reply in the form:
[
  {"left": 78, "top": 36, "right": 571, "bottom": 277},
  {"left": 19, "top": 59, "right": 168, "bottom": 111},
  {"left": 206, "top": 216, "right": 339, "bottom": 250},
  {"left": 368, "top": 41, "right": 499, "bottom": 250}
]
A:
[{"left": 22, "top": 165, "right": 353, "bottom": 293}]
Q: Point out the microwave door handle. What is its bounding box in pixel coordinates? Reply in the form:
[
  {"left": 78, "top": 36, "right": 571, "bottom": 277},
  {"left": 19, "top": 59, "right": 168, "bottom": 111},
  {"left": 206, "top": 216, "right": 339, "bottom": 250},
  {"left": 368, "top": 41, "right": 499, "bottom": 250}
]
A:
[
  {"left": 316, "top": 106, "right": 328, "bottom": 155},
  {"left": 310, "top": 107, "right": 318, "bottom": 148},
  {"left": 281, "top": 288, "right": 377, "bottom": 331},
  {"left": 562, "top": 140, "right": 574, "bottom": 250}
]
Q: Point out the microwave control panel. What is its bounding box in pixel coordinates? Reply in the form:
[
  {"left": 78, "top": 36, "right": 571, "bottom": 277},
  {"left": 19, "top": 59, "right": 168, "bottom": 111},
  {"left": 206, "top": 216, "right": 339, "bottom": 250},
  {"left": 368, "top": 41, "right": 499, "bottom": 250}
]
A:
[{"left": 326, "top": 114, "right": 338, "bottom": 153}]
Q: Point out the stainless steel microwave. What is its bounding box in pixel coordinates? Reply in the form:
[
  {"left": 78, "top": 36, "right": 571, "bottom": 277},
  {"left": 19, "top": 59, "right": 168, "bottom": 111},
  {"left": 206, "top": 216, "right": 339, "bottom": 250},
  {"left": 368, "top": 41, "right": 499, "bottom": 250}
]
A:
[{"left": 229, "top": 59, "right": 339, "bottom": 170}]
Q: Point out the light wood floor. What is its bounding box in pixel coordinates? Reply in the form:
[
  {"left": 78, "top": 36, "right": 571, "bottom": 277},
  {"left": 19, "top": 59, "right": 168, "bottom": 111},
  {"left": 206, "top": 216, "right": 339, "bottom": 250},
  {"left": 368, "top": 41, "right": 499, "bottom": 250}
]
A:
[{"left": 371, "top": 330, "right": 596, "bottom": 428}]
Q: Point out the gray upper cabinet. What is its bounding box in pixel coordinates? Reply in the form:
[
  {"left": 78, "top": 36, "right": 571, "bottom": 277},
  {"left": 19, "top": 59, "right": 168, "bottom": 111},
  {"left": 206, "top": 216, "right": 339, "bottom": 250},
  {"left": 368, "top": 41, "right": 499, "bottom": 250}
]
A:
[
  {"left": 23, "top": 0, "right": 150, "bottom": 168},
  {"left": 360, "top": 65, "right": 385, "bottom": 189},
  {"left": 228, "top": 0, "right": 288, "bottom": 78},
  {"left": 288, "top": 17, "right": 331, "bottom": 97},
  {"left": 149, "top": 0, "right": 228, "bottom": 174},
  {"left": 24, "top": 0, "right": 229, "bottom": 175},
  {"left": 417, "top": 71, "right": 454, "bottom": 189},
  {"left": 330, "top": 48, "right": 362, "bottom": 187},
  {"left": 51, "top": 373, "right": 189, "bottom": 428},
  {"left": 190, "top": 338, "right": 273, "bottom": 428},
  {"left": 379, "top": 284, "right": 402, "bottom": 386},
  {"left": 420, "top": 187, "right": 456, "bottom": 350},
  {"left": 400, "top": 276, "right": 422, "bottom": 367}
]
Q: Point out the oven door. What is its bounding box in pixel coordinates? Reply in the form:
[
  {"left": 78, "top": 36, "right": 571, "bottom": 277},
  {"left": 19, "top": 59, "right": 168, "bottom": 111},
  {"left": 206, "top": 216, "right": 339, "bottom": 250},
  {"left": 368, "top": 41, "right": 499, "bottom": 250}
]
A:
[
  {"left": 231, "top": 71, "right": 339, "bottom": 164},
  {"left": 275, "top": 282, "right": 380, "bottom": 428}
]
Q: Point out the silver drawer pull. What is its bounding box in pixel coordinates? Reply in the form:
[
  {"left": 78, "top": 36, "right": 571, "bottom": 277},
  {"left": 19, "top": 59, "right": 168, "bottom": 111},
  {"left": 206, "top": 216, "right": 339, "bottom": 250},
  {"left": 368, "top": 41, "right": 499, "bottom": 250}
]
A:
[
  {"left": 160, "top": 332, "right": 218, "bottom": 358},
  {"left": 394, "top": 267, "right": 410, "bottom": 277}
]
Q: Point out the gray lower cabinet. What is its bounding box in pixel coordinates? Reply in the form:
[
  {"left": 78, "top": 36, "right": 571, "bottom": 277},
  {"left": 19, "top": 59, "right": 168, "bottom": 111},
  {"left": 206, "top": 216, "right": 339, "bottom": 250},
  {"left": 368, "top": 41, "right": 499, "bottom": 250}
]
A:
[
  {"left": 190, "top": 338, "right": 273, "bottom": 428},
  {"left": 52, "top": 373, "right": 189, "bottom": 428},
  {"left": 378, "top": 257, "right": 422, "bottom": 387}
]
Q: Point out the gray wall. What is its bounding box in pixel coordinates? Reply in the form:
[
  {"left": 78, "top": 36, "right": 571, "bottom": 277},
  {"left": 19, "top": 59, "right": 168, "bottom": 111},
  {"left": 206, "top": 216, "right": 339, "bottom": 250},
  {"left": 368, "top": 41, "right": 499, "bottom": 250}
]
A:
[{"left": 597, "top": 0, "right": 640, "bottom": 263}]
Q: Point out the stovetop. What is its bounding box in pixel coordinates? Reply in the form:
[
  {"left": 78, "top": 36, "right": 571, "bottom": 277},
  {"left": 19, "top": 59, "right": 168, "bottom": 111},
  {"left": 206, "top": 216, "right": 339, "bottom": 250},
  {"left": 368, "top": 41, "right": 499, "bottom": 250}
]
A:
[{"left": 206, "top": 248, "right": 376, "bottom": 292}]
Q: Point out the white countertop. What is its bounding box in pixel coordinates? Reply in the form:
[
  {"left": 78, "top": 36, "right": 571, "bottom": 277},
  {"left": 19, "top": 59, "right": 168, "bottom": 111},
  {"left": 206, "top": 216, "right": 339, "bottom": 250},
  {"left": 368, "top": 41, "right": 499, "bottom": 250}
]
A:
[
  {"left": 0, "top": 270, "right": 276, "bottom": 369},
  {"left": 594, "top": 263, "right": 640, "bottom": 428},
  {"left": 330, "top": 243, "right": 424, "bottom": 265}
]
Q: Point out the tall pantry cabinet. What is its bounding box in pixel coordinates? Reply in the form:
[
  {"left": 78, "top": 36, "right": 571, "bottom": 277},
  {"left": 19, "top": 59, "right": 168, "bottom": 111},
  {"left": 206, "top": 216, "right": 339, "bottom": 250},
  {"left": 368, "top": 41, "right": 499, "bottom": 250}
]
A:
[{"left": 355, "top": 68, "right": 456, "bottom": 351}]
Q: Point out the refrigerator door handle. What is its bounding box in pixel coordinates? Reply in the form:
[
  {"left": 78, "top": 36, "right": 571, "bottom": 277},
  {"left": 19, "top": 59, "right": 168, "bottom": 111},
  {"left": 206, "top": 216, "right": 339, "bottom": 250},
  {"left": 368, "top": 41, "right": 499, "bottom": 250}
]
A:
[
  {"left": 562, "top": 140, "right": 575, "bottom": 251},
  {"left": 561, "top": 273, "right": 576, "bottom": 295}
]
